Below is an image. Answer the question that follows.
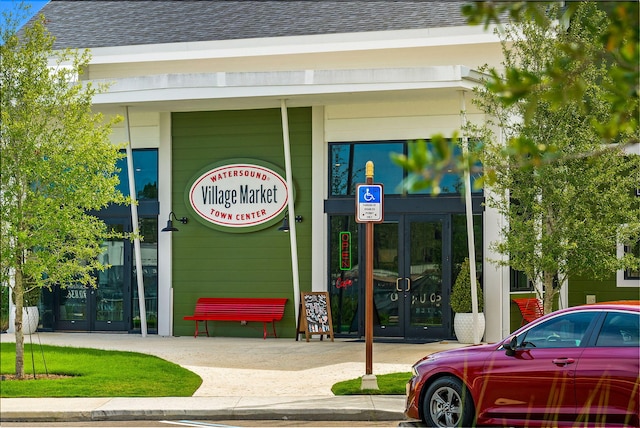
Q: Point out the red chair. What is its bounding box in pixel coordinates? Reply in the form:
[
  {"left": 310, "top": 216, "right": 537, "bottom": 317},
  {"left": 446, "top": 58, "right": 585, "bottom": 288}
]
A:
[{"left": 512, "top": 297, "right": 544, "bottom": 326}]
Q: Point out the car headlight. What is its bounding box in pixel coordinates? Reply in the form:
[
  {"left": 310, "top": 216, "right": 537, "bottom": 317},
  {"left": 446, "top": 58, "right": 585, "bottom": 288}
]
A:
[{"left": 411, "top": 355, "right": 436, "bottom": 377}]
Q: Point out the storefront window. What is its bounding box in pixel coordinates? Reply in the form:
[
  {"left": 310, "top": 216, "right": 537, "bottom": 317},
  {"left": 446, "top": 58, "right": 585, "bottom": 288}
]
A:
[
  {"left": 329, "top": 141, "right": 482, "bottom": 196},
  {"left": 132, "top": 217, "right": 158, "bottom": 332},
  {"left": 407, "top": 141, "right": 483, "bottom": 195},
  {"left": 116, "top": 149, "right": 158, "bottom": 200},
  {"left": 510, "top": 268, "right": 534, "bottom": 292},
  {"left": 624, "top": 240, "right": 640, "bottom": 280},
  {"left": 452, "top": 214, "right": 483, "bottom": 285},
  {"left": 330, "top": 142, "right": 404, "bottom": 196},
  {"left": 329, "top": 216, "right": 360, "bottom": 334}
]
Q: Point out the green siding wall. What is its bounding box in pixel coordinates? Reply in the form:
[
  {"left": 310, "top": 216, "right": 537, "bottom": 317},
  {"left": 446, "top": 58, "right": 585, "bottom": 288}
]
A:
[
  {"left": 569, "top": 274, "right": 638, "bottom": 307},
  {"left": 171, "top": 108, "right": 313, "bottom": 337},
  {"left": 509, "top": 275, "right": 639, "bottom": 333}
]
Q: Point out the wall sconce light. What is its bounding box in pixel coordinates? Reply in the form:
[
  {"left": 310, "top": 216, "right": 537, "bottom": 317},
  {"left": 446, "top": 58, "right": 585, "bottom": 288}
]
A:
[
  {"left": 161, "top": 211, "right": 188, "bottom": 232},
  {"left": 278, "top": 214, "right": 303, "bottom": 232}
]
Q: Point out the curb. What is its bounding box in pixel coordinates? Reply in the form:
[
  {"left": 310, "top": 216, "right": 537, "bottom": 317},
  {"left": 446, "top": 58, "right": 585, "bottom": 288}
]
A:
[{"left": 0, "top": 396, "right": 407, "bottom": 422}]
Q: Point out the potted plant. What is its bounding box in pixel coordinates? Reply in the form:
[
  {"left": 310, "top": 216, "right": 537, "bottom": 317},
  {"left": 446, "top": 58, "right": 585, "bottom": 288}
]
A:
[
  {"left": 10, "top": 278, "right": 42, "bottom": 335},
  {"left": 451, "top": 257, "right": 485, "bottom": 344}
]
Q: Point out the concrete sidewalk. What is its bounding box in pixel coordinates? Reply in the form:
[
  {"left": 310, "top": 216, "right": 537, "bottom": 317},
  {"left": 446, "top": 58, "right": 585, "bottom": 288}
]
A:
[{"left": 0, "top": 332, "right": 467, "bottom": 422}]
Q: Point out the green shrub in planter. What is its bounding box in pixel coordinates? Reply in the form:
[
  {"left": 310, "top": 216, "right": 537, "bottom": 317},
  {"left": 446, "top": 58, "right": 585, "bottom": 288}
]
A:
[{"left": 450, "top": 257, "right": 484, "bottom": 313}]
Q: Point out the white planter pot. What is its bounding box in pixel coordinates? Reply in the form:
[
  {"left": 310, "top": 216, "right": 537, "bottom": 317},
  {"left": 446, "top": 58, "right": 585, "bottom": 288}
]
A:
[
  {"left": 454, "top": 312, "right": 485, "bottom": 344},
  {"left": 9, "top": 306, "right": 40, "bottom": 335}
]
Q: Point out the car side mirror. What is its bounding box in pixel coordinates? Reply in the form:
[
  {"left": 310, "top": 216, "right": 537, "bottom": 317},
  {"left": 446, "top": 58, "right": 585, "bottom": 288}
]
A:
[{"left": 503, "top": 336, "right": 518, "bottom": 357}]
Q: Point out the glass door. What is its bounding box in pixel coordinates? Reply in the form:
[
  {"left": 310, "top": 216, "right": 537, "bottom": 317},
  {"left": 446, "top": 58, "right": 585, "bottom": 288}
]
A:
[
  {"left": 55, "top": 220, "right": 132, "bottom": 331},
  {"left": 372, "top": 220, "right": 402, "bottom": 336},
  {"left": 404, "top": 215, "right": 451, "bottom": 338},
  {"left": 94, "top": 222, "right": 131, "bottom": 331},
  {"left": 372, "top": 215, "right": 451, "bottom": 339}
]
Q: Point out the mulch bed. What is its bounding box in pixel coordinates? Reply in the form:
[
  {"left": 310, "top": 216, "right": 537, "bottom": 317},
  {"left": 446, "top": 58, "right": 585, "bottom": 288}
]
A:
[{"left": 1, "top": 373, "right": 74, "bottom": 381}]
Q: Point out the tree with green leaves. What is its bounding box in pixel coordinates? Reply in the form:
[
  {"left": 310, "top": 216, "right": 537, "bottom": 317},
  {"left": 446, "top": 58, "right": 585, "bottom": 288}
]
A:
[
  {"left": 462, "top": 1, "right": 638, "bottom": 146},
  {"left": 394, "top": 1, "right": 638, "bottom": 191},
  {"left": 468, "top": 2, "right": 639, "bottom": 313},
  {"left": 1, "top": 9, "right": 126, "bottom": 378}
]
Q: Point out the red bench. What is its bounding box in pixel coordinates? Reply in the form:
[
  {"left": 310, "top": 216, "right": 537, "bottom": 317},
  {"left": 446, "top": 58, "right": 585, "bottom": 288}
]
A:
[
  {"left": 512, "top": 297, "right": 544, "bottom": 326},
  {"left": 183, "top": 297, "right": 287, "bottom": 339}
]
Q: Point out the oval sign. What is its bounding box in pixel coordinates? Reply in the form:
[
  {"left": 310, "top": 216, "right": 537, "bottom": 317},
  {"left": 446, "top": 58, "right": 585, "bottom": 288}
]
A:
[{"left": 188, "top": 162, "right": 289, "bottom": 230}]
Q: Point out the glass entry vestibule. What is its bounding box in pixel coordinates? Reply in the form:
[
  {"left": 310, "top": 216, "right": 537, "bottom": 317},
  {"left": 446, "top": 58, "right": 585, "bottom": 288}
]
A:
[
  {"left": 372, "top": 215, "right": 451, "bottom": 338},
  {"left": 48, "top": 216, "right": 158, "bottom": 332},
  {"left": 329, "top": 211, "right": 481, "bottom": 341},
  {"left": 327, "top": 140, "right": 482, "bottom": 341},
  {"left": 41, "top": 149, "right": 159, "bottom": 333}
]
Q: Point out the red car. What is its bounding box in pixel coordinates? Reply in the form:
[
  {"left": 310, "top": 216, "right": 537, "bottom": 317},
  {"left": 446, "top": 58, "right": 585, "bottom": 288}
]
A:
[{"left": 405, "top": 301, "right": 640, "bottom": 427}]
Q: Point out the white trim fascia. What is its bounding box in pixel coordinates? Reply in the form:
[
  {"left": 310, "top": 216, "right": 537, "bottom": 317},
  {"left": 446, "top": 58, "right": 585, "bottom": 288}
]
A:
[
  {"left": 616, "top": 225, "right": 640, "bottom": 288},
  {"left": 70, "top": 26, "right": 501, "bottom": 65},
  {"left": 90, "top": 66, "right": 483, "bottom": 106}
]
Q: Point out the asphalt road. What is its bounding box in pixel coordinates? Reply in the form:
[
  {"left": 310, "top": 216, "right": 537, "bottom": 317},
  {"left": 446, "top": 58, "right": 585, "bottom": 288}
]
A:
[{"left": 1, "top": 419, "right": 424, "bottom": 427}]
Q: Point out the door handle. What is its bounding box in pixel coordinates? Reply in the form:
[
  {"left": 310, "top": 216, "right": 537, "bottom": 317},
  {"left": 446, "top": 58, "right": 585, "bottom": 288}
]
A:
[
  {"left": 552, "top": 358, "right": 575, "bottom": 367},
  {"left": 396, "top": 278, "right": 411, "bottom": 292}
]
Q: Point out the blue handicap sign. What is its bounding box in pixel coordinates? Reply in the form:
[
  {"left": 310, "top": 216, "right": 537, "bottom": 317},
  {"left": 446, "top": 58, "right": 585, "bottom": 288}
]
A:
[
  {"left": 356, "top": 183, "right": 383, "bottom": 222},
  {"left": 358, "top": 185, "right": 381, "bottom": 204}
]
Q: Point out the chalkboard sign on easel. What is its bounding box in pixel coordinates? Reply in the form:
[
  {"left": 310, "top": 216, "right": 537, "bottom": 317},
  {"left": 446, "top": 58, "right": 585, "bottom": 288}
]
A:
[{"left": 296, "top": 292, "right": 334, "bottom": 342}]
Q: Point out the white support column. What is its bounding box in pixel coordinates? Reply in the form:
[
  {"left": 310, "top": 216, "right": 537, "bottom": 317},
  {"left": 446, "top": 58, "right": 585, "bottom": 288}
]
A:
[
  {"left": 460, "top": 91, "right": 481, "bottom": 344},
  {"left": 311, "top": 106, "right": 326, "bottom": 292},
  {"left": 484, "top": 196, "right": 510, "bottom": 341},
  {"left": 123, "top": 106, "right": 147, "bottom": 337},
  {"left": 157, "top": 112, "right": 173, "bottom": 336},
  {"left": 280, "top": 100, "right": 301, "bottom": 322}
]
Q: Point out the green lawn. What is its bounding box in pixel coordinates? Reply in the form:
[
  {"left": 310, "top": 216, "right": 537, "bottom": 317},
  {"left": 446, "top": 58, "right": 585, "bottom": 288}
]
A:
[
  {"left": 0, "top": 342, "right": 202, "bottom": 397},
  {"left": 1, "top": 341, "right": 409, "bottom": 397},
  {"left": 331, "top": 372, "right": 411, "bottom": 395}
]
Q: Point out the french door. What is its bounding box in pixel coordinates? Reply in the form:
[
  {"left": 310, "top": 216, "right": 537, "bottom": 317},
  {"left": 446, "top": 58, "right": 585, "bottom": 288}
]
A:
[{"left": 370, "top": 215, "right": 452, "bottom": 339}]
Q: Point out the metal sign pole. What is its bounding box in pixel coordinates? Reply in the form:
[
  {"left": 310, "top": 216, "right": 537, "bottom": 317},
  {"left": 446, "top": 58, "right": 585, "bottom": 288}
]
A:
[
  {"left": 360, "top": 161, "right": 379, "bottom": 390},
  {"left": 365, "top": 168, "right": 374, "bottom": 376}
]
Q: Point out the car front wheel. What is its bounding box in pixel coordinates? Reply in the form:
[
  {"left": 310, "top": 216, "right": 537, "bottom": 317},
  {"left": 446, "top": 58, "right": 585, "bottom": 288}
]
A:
[{"left": 422, "top": 376, "right": 475, "bottom": 427}]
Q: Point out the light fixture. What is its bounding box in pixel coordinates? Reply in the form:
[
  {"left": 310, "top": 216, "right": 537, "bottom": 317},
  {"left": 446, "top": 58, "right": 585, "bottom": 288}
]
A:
[
  {"left": 161, "top": 211, "right": 188, "bottom": 232},
  {"left": 278, "top": 214, "right": 303, "bottom": 232}
]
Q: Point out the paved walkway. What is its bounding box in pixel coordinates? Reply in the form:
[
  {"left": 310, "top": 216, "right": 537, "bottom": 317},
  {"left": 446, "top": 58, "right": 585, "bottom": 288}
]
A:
[{"left": 0, "top": 332, "right": 467, "bottom": 422}]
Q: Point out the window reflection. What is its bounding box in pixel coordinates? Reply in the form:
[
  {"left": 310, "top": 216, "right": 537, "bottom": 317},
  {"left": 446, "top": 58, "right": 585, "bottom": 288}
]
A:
[
  {"left": 116, "top": 149, "right": 158, "bottom": 200},
  {"left": 329, "top": 216, "right": 360, "bottom": 334},
  {"left": 96, "top": 224, "right": 125, "bottom": 323},
  {"left": 407, "top": 141, "right": 482, "bottom": 195},
  {"left": 330, "top": 142, "right": 403, "bottom": 195},
  {"left": 625, "top": 240, "right": 640, "bottom": 279},
  {"left": 520, "top": 312, "right": 597, "bottom": 348},
  {"left": 329, "top": 141, "right": 482, "bottom": 196},
  {"left": 132, "top": 218, "right": 158, "bottom": 332}
]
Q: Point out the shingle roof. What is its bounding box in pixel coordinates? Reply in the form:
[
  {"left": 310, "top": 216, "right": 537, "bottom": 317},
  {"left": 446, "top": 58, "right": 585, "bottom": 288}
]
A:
[{"left": 35, "top": 0, "right": 469, "bottom": 49}]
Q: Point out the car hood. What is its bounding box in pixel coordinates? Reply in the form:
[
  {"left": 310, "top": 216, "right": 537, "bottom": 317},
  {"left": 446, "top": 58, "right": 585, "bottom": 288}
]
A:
[{"left": 414, "top": 342, "right": 501, "bottom": 367}]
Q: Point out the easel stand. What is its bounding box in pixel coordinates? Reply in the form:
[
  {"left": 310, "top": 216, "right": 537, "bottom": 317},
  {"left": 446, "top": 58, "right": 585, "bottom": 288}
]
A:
[{"left": 296, "top": 292, "right": 334, "bottom": 342}]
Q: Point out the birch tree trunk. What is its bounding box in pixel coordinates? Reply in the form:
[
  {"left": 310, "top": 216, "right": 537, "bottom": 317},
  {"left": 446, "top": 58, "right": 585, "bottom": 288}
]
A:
[{"left": 13, "top": 264, "right": 25, "bottom": 379}]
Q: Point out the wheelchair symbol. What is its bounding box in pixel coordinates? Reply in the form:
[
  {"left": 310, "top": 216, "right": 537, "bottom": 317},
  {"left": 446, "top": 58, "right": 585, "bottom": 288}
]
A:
[{"left": 363, "top": 187, "right": 375, "bottom": 202}]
